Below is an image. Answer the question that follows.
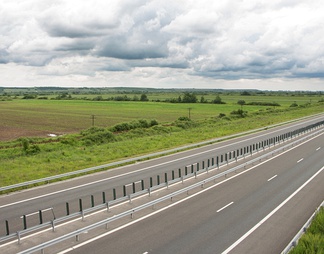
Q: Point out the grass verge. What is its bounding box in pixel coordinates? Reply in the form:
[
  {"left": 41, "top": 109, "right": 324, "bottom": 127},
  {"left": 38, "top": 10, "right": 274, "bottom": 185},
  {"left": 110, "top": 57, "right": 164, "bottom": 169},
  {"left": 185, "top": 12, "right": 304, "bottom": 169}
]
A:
[
  {"left": 289, "top": 207, "right": 324, "bottom": 254},
  {"left": 0, "top": 103, "right": 323, "bottom": 191}
]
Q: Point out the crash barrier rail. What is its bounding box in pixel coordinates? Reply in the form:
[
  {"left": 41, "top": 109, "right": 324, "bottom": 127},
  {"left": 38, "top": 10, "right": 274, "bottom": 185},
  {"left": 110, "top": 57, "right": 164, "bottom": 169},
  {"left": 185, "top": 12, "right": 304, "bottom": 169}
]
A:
[
  {"left": 281, "top": 200, "right": 324, "bottom": 254},
  {"left": 1, "top": 114, "right": 323, "bottom": 193},
  {"left": 16, "top": 127, "right": 324, "bottom": 254},
  {"left": 1, "top": 120, "right": 323, "bottom": 243},
  {"left": 0, "top": 123, "right": 321, "bottom": 252}
]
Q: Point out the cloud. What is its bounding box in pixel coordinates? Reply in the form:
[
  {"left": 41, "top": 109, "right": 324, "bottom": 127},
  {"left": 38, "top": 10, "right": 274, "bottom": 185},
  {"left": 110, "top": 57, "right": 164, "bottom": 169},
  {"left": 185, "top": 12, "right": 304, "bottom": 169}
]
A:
[{"left": 0, "top": 0, "right": 324, "bottom": 90}]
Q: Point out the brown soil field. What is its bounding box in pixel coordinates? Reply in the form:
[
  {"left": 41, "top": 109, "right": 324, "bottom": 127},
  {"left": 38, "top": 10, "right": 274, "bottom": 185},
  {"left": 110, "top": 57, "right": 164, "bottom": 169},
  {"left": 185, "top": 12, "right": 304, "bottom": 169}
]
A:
[{"left": 0, "top": 126, "right": 60, "bottom": 141}]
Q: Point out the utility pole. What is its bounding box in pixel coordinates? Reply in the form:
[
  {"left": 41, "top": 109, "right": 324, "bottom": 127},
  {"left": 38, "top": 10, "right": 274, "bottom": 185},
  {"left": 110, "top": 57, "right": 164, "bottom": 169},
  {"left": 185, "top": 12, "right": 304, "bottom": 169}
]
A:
[
  {"left": 91, "top": 115, "right": 95, "bottom": 127},
  {"left": 188, "top": 108, "right": 192, "bottom": 119}
]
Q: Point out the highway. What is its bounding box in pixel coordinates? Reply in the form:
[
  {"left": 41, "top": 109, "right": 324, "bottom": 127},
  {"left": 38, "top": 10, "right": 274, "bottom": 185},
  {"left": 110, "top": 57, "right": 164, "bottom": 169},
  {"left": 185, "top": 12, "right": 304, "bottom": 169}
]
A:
[
  {"left": 62, "top": 126, "right": 324, "bottom": 254},
  {"left": 0, "top": 114, "right": 323, "bottom": 252}
]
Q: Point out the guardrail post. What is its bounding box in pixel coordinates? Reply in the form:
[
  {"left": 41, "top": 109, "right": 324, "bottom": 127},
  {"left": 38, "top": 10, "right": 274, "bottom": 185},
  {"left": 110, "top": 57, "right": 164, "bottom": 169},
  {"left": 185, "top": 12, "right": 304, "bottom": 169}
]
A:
[
  {"left": 113, "top": 188, "right": 116, "bottom": 200},
  {"left": 212, "top": 157, "right": 214, "bottom": 166},
  {"left": 191, "top": 164, "right": 194, "bottom": 174},
  {"left": 51, "top": 220, "right": 55, "bottom": 232},
  {"left": 202, "top": 161, "right": 205, "bottom": 169},
  {"left": 157, "top": 175, "right": 160, "bottom": 185},
  {"left": 185, "top": 166, "right": 188, "bottom": 175},
  {"left": 17, "top": 231, "right": 21, "bottom": 245},
  {"left": 106, "top": 202, "right": 110, "bottom": 212},
  {"left": 79, "top": 199, "right": 83, "bottom": 212},
  {"left": 132, "top": 182, "right": 136, "bottom": 193},
  {"left": 172, "top": 170, "right": 175, "bottom": 180},
  {"left": 141, "top": 180, "right": 144, "bottom": 190},
  {"left": 197, "top": 163, "right": 200, "bottom": 172},
  {"left": 150, "top": 177, "right": 153, "bottom": 188},
  {"left": 178, "top": 168, "right": 182, "bottom": 178},
  {"left": 5, "top": 220, "right": 9, "bottom": 235},
  {"left": 102, "top": 192, "right": 106, "bottom": 204},
  {"left": 23, "top": 215, "right": 27, "bottom": 230},
  {"left": 91, "top": 195, "right": 95, "bottom": 207},
  {"left": 165, "top": 172, "right": 168, "bottom": 183},
  {"left": 66, "top": 202, "right": 70, "bottom": 216},
  {"left": 208, "top": 159, "right": 210, "bottom": 168},
  {"left": 39, "top": 210, "right": 43, "bottom": 224},
  {"left": 123, "top": 185, "right": 126, "bottom": 197}
]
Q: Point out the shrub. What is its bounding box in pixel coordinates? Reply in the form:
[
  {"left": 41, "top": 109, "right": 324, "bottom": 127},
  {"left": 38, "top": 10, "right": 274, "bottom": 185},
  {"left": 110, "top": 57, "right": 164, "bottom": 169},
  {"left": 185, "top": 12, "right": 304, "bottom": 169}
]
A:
[
  {"left": 20, "top": 138, "right": 41, "bottom": 154},
  {"left": 178, "top": 116, "right": 191, "bottom": 121},
  {"left": 230, "top": 109, "right": 247, "bottom": 117},
  {"left": 82, "top": 130, "right": 116, "bottom": 146}
]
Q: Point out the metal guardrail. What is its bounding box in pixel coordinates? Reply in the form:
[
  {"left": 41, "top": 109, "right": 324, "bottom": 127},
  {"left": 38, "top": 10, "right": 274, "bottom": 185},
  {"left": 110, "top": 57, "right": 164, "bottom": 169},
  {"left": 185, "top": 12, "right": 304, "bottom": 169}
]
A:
[
  {"left": 1, "top": 122, "right": 323, "bottom": 244},
  {"left": 16, "top": 128, "right": 324, "bottom": 254},
  {"left": 281, "top": 200, "right": 324, "bottom": 254},
  {"left": 2, "top": 114, "right": 323, "bottom": 192}
]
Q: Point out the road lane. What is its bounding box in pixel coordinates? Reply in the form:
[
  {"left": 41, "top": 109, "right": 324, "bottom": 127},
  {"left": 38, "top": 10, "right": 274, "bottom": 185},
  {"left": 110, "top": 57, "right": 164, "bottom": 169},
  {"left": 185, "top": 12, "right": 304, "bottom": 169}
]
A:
[
  {"left": 60, "top": 128, "right": 324, "bottom": 254},
  {"left": 0, "top": 115, "right": 323, "bottom": 238}
]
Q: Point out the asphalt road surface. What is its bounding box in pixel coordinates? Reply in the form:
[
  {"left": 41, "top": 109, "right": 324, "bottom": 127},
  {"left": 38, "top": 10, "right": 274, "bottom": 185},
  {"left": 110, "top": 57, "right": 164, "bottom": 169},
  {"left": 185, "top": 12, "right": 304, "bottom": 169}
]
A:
[
  {"left": 0, "top": 114, "right": 323, "bottom": 252},
  {"left": 63, "top": 127, "right": 324, "bottom": 254}
]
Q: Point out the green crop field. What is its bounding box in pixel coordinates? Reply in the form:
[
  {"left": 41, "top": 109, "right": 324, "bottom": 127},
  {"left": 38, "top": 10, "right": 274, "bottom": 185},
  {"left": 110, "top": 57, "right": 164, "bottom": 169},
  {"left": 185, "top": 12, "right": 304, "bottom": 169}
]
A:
[
  {"left": 0, "top": 89, "right": 323, "bottom": 190},
  {"left": 0, "top": 93, "right": 322, "bottom": 140}
]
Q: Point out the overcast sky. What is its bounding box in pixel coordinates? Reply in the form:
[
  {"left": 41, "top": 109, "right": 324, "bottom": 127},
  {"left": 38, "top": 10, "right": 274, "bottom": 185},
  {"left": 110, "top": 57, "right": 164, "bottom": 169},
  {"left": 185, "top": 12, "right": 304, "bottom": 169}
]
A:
[{"left": 1, "top": 0, "right": 324, "bottom": 91}]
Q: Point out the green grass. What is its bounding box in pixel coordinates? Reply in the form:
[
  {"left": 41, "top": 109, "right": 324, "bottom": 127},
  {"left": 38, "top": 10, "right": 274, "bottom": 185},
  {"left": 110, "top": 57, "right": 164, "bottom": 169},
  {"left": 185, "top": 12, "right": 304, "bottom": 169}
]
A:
[
  {"left": 289, "top": 207, "right": 324, "bottom": 254},
  {"left": 0, "top": 101, "right": 323, "bottom": 189}
]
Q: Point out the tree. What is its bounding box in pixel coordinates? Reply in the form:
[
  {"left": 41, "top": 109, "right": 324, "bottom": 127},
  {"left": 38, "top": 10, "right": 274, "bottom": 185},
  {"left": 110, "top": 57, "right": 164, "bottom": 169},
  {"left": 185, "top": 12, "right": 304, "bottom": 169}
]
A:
[
  {"left": 200, "top": 96, "right": 207, "bottom": 103},
  {"left": 140, "top": 93, "right": 149, "bottom": 101},
  {"left": 182, "top": 92, "right": 197, "bottom": 103},
  {"left": 212, "top": 95, "right": 224, "bottom": 104},
  {"left": 237, "top": 100, "right": 246, "bottom": 109}
]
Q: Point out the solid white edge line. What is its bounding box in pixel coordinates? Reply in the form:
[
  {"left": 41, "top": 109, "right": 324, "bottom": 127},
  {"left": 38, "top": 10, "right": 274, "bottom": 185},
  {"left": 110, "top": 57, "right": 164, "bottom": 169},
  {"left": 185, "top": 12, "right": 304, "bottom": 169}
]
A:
[
  {"left": 316, "top": 147, "right": 321, "bottom": 151},
  {"left": 0, "top": 133, "right": 323, "bottom": 249},
  {"left": 267, "top": 175, "right": 278, "bottom": 182},
  {"left": 221, "top": 166, "right": 324, "bottom": 254},
  {"left": 2, "top": 118, "right": 317, "bottom": 209},
  {"left": 56, "top": 135, "right": 322, "bottom": 254},
  {"left": 217, "top": 202, "right": 234, "bottom": 213},
  {"left": 297, "top": 158, "right": 304, "bottom": 163}
]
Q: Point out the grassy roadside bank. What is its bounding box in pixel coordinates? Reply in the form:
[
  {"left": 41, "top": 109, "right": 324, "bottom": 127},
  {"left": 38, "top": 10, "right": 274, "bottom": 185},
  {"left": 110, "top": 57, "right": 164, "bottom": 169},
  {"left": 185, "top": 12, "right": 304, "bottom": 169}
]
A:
[
  {"left": 289, "top": 207, "right": 324, "bottom": 254},
  {"left": 0, "top": 103, "right": 323, "bottom": 189}
]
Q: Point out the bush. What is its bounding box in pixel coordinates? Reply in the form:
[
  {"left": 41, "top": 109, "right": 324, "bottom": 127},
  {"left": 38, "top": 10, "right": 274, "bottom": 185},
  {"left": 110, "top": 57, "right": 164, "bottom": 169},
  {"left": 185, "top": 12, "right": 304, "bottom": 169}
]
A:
[
  {"left": 110, "top": 119, "right": 159, "bottom": 132},
  {"left": 178, "top": 116, "right": 191, "bottom": 121},
  {"left": 20, "top": 138, "right": 41, "bottom": 154},
  {"left": 230, "top": 109, "right": 248, "bottom": 117},
  {"left": 82, "top": 130, "right": 116, "bottom": 146}
]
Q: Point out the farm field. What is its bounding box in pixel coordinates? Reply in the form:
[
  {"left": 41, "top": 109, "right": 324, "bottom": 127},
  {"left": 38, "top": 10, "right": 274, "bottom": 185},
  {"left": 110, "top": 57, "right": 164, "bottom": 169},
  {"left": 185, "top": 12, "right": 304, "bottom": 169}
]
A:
[
  {"left": 0, "top": 90, "right": 323, "bottom": 189},
  {"left": 0, "top": 93, "right": 322, "bottom": 141}
]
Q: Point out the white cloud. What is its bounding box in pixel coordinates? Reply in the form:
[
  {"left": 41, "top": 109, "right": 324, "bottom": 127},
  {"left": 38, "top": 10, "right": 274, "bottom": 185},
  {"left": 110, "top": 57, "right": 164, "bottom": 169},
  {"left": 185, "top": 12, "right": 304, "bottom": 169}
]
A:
[{"left": 0, "top": 0, "right": 323, "bottom": 90}]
